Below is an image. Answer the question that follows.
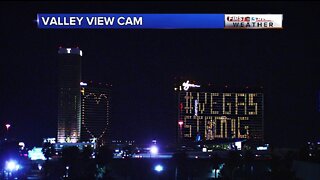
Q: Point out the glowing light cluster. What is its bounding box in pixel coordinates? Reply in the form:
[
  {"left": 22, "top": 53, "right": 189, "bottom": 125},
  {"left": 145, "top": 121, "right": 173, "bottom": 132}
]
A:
[
  {"left": 28, "top": 147, "right": 46, "bottom": 160},
  {"left": 5, "top": 160, "right": 20, "bottom": 171},
  {"left": 154, "top": 164, "right": 164, "bottom": 172},
  {"left": 150, "top": 146, "right": 159, "bottom": 155}
]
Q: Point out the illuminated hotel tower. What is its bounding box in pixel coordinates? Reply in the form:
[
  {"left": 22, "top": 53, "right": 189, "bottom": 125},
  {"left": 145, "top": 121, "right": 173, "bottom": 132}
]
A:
[
  {"left": 57, "top": 47, "right": 83, "bottom": 143},
  {"left": 80, "top": 81, "right": 111, "bottom": 146}
]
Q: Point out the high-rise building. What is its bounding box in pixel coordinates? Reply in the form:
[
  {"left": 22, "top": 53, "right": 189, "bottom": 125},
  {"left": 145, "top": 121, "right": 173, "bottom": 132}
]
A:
[
  {"left": 80, "top": 81, "right": 111, "bottom": 146},
  {"left": 57, "top": 47, "right": 83, "bottom": 143},
  {"left": 175, "top": 80, "right": 264, "bottom": 145}
]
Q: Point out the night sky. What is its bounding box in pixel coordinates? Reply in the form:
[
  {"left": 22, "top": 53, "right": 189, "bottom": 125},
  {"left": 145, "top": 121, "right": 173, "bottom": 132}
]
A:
[{"left": 1, "top": 1, "right": 319, "bottom": 148}]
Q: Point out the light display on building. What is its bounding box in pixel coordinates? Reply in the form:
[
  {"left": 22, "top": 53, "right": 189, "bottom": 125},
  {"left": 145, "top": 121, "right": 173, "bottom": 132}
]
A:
[
  {"left": 176, "top": 80, "right": 264, "bottom": 144},
  {"left": 80, "top": 81, "right": 111, "bottom": 146}
]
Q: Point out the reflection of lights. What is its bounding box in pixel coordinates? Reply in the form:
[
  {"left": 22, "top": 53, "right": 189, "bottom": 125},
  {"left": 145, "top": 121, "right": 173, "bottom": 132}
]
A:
[
  {"left": 5, "top": 160, "right": 20, "bottom": 171},
  {"left": 154, "top": 165, "right": 164, "bottom": 172},
  {"left": 150, "top": 146, "right": 158, "bottom": 155}
]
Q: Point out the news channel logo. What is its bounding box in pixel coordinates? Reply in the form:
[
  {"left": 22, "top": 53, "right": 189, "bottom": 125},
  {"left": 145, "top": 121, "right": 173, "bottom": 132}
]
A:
[{"left": 224, "top": 14, "right": 283, "bottom": 29}]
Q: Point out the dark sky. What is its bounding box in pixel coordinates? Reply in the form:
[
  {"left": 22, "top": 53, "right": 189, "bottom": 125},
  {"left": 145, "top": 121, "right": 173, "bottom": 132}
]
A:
[{"left": 0, "top": 1, "right": 319, "bottom": 148}]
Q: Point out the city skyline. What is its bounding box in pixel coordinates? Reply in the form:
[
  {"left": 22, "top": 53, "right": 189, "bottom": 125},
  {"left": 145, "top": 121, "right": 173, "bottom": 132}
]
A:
[{"left": 1, "top": 1, "right": 320, "bottom": 148}]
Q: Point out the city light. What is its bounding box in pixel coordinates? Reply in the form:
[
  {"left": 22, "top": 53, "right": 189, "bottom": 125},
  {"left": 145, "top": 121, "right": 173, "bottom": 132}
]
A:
[
  {"left": 182, "top": 80, "right": 200, "bottom": 91},
  {"left": 178, "top": 121, "right": 183, "bottom": 126},
  {"left": 28, "top": 147, "right": 46, "bottom": 160},
  {"left": 152, "top": 139, "right": 157, "bottom": 144},
  {"left": 235, "top": 141, "right": 242, "bottom": 150},
  {"left": 212, "top": 169, "right": 220, "bottom": 178},
  {"left": 5, "top": 124, "right": 11, "bottom": 130},
  {"left": 154, "top": 164, "right": 164, "bottom": 172},
  {"left": 5, "top": 160, "right": 20, "bottom": 171},
  {"left": 150, "top": 146, "right": 159, "bottom": 155},
  {"left": 19, "top": 142, "right": 25, "bottom": 150},
  {"left": 257, "top": 146, "right": 268, "bottom": 151}
]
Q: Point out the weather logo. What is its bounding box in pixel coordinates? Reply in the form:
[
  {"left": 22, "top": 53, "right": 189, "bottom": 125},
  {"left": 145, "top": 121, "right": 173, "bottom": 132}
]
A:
[{"left": 224, "top": 14, "right": 283, "bottom": 29}]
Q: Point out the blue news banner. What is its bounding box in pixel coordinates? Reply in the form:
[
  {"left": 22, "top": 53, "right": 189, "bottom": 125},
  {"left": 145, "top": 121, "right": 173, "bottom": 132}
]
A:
[{"left": 37, "top": 14, "right": 225, "bottom": 29}]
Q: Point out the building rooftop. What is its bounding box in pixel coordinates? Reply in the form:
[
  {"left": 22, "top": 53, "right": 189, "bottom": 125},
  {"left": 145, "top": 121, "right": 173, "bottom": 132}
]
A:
[{"left": 58, "top": 47, "right": 83, "bottom": 56}]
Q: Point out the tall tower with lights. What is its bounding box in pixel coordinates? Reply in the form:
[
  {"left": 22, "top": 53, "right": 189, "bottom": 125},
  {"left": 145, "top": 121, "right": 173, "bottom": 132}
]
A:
[{"left": 57, "top": 47, "right": 82, "bottom": 143}]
